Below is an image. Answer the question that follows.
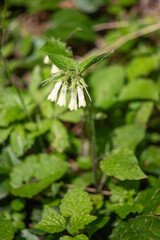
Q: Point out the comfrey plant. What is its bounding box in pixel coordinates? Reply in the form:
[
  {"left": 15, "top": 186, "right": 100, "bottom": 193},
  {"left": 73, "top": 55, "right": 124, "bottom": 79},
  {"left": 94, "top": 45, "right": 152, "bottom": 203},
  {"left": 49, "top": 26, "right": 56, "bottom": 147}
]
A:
[{"left": 40, "top": 40, "right": 113, "bottom": 110}]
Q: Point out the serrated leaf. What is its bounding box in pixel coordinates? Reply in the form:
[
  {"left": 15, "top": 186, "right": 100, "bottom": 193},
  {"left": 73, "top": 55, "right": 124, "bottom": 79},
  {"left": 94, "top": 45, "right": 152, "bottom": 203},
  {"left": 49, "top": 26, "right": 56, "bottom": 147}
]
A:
[
  {"left": 109, "top": 215, "right": 160, "bottom": 240},
  {"left": 34, "top": 212, "right": 66, "bottom": 234},
  {"left": 100, "top": 148, "right": 147, "bottom": 180},
  {"left": 49, "top": 54, "right": 79, "bottom": 70},
  {"left": 40, "top": 40, "right": 71, "bottom": 56},
  {"left": 79, "top": 51, "right": 114, "bottom": 73},
  {"left": 0, "top": 214, "right": 14, "bottom": 240},
  {"left": 10, "top": 153, "right": 69, "bottom": 198},
  {"left": 60, "top": 234, "right": 89, "bottom": 240},
  {"left": 119, "top": 79, "right": 159, "bottom": 101},
  {"left": 60, "top": 187, "right": 96, "bottom": 233}
]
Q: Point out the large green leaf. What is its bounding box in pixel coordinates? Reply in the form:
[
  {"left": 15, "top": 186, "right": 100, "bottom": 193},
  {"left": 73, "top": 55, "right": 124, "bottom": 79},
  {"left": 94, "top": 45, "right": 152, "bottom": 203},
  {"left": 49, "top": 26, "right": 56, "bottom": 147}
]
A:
[
  {"left": 78, "top": 51, "right": 114, "bottom": 73},
  {"left": 89, "top": 65, "right": 125, "bottom": 109},
  {"left": 47, "top": 9, "right": 96, "bottom": 42},
  {"left": 100, "top": 148, "right": 147, "bottom": 180},
  {"left": 119, "top": 79, "right": 159, "bottom": 101},
  {"left": 60, "top": 187, "right": 96, "bottom": 234},
  {"left": 0, "top": 214, "right": 14, "bottom": 240},
  {"left": 10, "top": 153, "right": 69, "bottom": 198},
  {"left": 127, "top": 55, "right": 160, "bottom": 81},
  {"left": 40, "top": 40, "right": 72, "bottom": 56},
  {"left": 112, "top": 124, "right": 145, "bottom": 151},
  {"left": 34, "top": 212, "right": 66, "bottom": 234},
  {"left": 49, "top": 54, "right": 79, "bottom": 70},
  {"left": 109, "top": 215, "right": 160, "bottom": 240}
]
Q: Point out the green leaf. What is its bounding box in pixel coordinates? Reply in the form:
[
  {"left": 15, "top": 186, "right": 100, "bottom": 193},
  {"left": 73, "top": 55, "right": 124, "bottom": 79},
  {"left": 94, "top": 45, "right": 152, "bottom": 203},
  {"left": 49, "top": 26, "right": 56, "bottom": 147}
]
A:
[
  {"left": 87, "top": 216, "right": 109, "bottom": 237},
  {"left": 135, "top": 186, "right": 160, "bottom": 214},
  {"left": 60, "top": 234, "right": 89, "bottom": 240},
  {"left": 109, "top": 215, "right": 160, "bottom": 240},
  {"left": 112, "top": 124, "right": 145, "bottom": 151},
  {"left": 89, "top": 65, "right": 125, "bottom": 109},
  {"left": 100, "top": 148, "right": 147, "bottom": 180},
  {"left": 74, "top": 0, "right": 103, "bottom": 13},
  {"left": 60, "top": 187, "right": 96, "bottom": 233},
  {"left": 134, "top": 101, "right": 153, "bottom": 125},
  {"left": 40, "top": 40, "right": 72, "bottom": 56},
  {"left": 127, "top": 55, "right": 160, "bottom": 81},
  {"left": 59, "top": 109, "right": 84, "bottom": 123},
  {"left": 21, "top": 229, "right": 39, "bottom": 240},
  {"left": 0, "top": 179, "right": 10, "bottom": 200},
  {"left": 48, "top": 9, "right": 96, "bottom": 42},
  {"left": 48, "top": 119, "right": 69, "bottom": 152},
  {"left": 140, "top": 146, "right": 160, "bottom": 175},
  {"left": 49, "top": 54, "right": 79, "bottom": 70},
  {"left": 10, "top": 153, "right": 69, "bottom": 198},
  {"left": 0, "top": 127, "right": 12, "bottom": 144},
  {"left": 78, "top": 51, "right": 114, "bottom": 73},
  {"left": 10, "top": 125, "right": 34, "bottom": 157},
  {"left": 0, "top": 214, "right": 14, "bottom": 240},
  {"left": 119, "top": 79, "right": 159, "bottom": 101},
  {"left": 34, "top": 212, "right": 66, "bottom": 234}
]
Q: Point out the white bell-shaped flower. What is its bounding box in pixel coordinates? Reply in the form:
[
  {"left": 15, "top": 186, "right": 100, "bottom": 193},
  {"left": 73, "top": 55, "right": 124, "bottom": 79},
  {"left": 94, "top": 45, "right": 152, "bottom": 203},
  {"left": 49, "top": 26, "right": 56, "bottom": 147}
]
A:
[
  {"left": 43, "top": 55, "right": 51, "bottom": 64},
  {"left": 68, "top": 92, "right": 77, "bottom": 111},
  {"left": 77, "top": 86, "right": 86, "bottom": 108},
  {"left": 47, "top": 81, "right": 62, "bottom": 102},
  {"left": 57, "top": 84, "right": 67, "bottom": 107},
  {"left": 51, "top": 64, "right": 59, "bottom": 74}
]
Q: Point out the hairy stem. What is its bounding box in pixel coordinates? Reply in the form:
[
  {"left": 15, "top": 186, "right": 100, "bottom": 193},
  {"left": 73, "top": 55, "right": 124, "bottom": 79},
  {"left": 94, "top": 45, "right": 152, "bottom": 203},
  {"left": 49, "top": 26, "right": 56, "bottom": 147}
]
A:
[{"left": 87, "top": 102, "right": 99, "bottom": 191}]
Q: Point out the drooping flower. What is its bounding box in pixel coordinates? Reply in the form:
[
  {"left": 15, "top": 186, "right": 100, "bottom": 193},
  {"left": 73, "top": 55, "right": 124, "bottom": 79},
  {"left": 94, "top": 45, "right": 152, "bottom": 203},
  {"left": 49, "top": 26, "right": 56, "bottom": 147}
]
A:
[
  {"left": 51, "top": 64, "right": 59, "bottom": 74},
  {"left": 43, "top": 55, "right": 51, "bottom": 64},
  {"left": 68, "top": 92, "right": 77, "bottom": 111},
  {"left": 57, "top": 84, "right": 67, "bottom": 107},
  {"left": 47, "top": 81, "right": 62, "bottom": 102},
  {"left": 77, "top": 85, "right": 86, "bottom": 108}
]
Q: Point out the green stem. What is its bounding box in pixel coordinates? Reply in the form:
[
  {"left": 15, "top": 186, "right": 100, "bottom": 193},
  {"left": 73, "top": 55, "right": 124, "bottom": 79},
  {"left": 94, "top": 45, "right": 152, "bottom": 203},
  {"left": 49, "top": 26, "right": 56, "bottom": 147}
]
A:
[{"left": 87, "top": 102, "right": 99, "bottom": 191}]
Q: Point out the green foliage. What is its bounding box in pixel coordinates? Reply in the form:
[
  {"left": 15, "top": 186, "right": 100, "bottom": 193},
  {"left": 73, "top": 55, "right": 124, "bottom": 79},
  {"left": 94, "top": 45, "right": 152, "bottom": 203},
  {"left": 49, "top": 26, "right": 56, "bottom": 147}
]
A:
[
  {"left": 35, "top": 212, "right": 66, "bottom": 233},
  {"left": 101, "top": 148, "right": 147, "bottom": 180},
  {"left": 0, "top": 215, "right": 14, "bottom": 240},
  {"left": 119, "top": 79, "right": 159, "bottom": 101},
  {"left": 78, "top": 51, "right": 114, "bottom": 73},
  {"left": 10, "top": 154, "right": 69, "bottom": 197},
  {"left": 1, "top": 0, "right": 160, "bottom": 239},
  {"left": 109, "top": 215, "right": 160, "bottom": 239},
  {"left": 60, "top": 187, "right": 96, "bottom": 234}
]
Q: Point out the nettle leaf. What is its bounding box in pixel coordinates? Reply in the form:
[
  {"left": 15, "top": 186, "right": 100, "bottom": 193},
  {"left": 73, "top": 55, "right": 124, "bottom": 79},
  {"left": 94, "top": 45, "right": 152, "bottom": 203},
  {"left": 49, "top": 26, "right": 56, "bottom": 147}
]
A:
[
  {"left": 40, "top": 40, "right": 72, "bottom": 56},
  {"left": 79, "top": 50, "right": 114, "bottom": 73},
  {"left": 34, "top": 212, "right": 66, "bottom": 234},
  {"left": 135, "top": 186, "right": 160, "bottom": 214},
  {"left": 140, "top": 146, "right": 160, "bottom": 175},
  {"left": 109, "top": 215, "right": 160, "bottom": 240},
  {"left": 0, "top": 214, "right": 14, "bottom": 240},
  {"left": 100, "top": 148, "right": 147, "bottom": 181},
  {"left": 60, "top": 234, "right": 89, "bottom": 240},
  {"left": 60, "top": 187, "right": 96, "bottom": 233},
  {"left": 112, "top": 124, "right": 145, "bottom": 151},
  {"left": 119, "top": 79, "right": 159, "bottom": 101},
  {"left": 49, "top": 54, "right": 79, "bottom": 70},
  {"left": 10, "top": 153, "right": 69, "bottom": 198}
]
